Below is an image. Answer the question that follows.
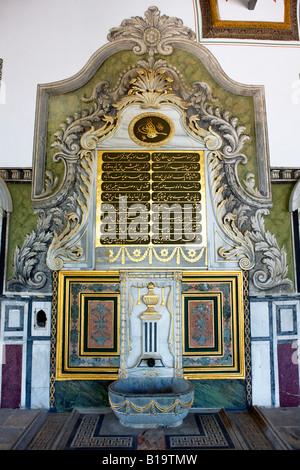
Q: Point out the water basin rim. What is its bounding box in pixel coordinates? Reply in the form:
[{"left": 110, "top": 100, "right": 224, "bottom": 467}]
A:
[{"left": 108, "top": 378, "right": 195, "bottom": 396}]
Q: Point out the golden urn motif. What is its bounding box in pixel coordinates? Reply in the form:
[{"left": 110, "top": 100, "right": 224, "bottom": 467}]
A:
[{"left": 140, "top": 282, "right": 161, "bottom": 320}]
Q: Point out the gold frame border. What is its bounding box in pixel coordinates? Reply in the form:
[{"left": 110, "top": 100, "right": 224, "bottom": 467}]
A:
[
  {"left": 209, "top": 0, "right": 291, "bottom": 31},
  {"left": 182, "top": 271, "right": 245, "bottom": 380},
  {"left": 55, "top": 269, "right": 245, "bottom": 381},
  {"left": 79, "top": 292, "right": 120, "bottom": 357},
  {"left": 95, "top": 150, "right": 207, "bottom": 258},
  {"left": 56, "top": 270, "right": 120, "bottom": 380},
  {"left": 182, "top": 292, "right": 223, "bottom": 356}
]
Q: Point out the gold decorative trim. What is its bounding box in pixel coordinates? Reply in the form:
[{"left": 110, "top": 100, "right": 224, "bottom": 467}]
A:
[
  {"left": 109, "top": 396, "right": 193, "bottom": 415},
  {"left": 118, "top": 271, "right": 184, "bottom": 380},
  {"left": 104, "top": 246, "right": 206, "bottom": 266},
  {"left": 114, "top": 66, "right": 187, "bottom": 111}
]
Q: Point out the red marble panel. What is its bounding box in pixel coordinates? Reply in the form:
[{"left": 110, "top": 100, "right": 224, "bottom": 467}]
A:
[
  {"left": 1, "top": 344, "right": 22, "bottom": 408},
  {"left": 278, "top": 342, "right": 300, "bottom": 407},
  {"left": 88, "top": 300, "right": 114, "bottom": 349},
  {"left": 188, "top": 299, "right": 214, "bottom": 349}
]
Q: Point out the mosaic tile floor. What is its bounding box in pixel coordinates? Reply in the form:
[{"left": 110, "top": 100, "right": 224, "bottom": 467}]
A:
[
  {"left": 18, "top": 406, "right": 293, "bottom": 451},
  {"left": 5, "top": 405, "right": 298, "bottom": 451},
  {"left": 62, "top": 410, "right": 236, "bottom": 450}
]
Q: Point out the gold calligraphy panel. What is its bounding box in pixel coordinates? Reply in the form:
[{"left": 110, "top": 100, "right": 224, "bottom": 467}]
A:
[{"left": 96, "top": 151, "right": 206, "bottom": 249}]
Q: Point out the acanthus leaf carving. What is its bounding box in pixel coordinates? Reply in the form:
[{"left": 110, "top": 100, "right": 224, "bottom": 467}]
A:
[
  {"left": 46, "top": 150, "right": 94, "bottom": 271},
  {"left": 8, "top": 212, "right": 53, "bottom": 291},
  {"left": 249, "top": 209, "right": 293, "bottom": 291},
  {"left": 187, "top": 81, "right": 250, "bottom": 161},
  {"left": 208, "top": 152, "right": 256, "bottom": 270},
  {"left": 243, "top": 172, "right": 263, "bottom": 198},
  {"left": 51, "top": 81, "right": 117, "bottom": 162},
  {"left": 39, "top": 171, "right": 59, "bottom": 197}
]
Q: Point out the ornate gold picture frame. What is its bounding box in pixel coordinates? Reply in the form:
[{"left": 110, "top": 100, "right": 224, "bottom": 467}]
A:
[{"left": 200, "top": 0, "right": 299, "bottom": 41}]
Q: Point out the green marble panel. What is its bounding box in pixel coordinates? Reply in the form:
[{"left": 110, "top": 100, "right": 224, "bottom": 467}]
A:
[
  {"left": 54, "top": 379, "right": 247, "bottom": 411},
  {"left": 6, "top": 183, "right": 38, "bottom": 282},
  {"left": 192, "top": 379, "right": 247, "bottom": 409},
  {"left": 54, "top": 380, "right": 111, "bottom": 412},
  {"left": 265, "top": 183, "right": 295, "bottom": 285}
]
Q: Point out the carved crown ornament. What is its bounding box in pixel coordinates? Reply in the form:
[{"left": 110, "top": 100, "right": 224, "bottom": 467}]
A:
[
  {"left": 8, "top": 6, "right": 293, "bottom": 295},
  {"left": 107, "top": 5, "right": 196, "bottom": 57}
]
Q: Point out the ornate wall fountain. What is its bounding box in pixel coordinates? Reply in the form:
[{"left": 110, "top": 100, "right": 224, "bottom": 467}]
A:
[{"left": 1, "top": 6, "right": 298, "bottom": 412}]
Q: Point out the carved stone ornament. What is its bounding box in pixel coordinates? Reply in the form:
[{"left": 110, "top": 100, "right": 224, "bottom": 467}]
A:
[
  {"left": 9, "top": 6, "right": 293, "bottom": 294},
  {"left": 107, "top": 6, "right": 196, "bottom": 56},
  {"left": 249, "top": 209, "right": 293, "bottom": 292}
]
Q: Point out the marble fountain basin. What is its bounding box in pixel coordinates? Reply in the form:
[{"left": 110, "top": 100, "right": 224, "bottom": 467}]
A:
[{"left": 108, "top": 377, "right": 195, "bottom": 428}]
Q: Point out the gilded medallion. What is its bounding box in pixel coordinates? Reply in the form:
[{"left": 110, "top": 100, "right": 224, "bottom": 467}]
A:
[{"left": 129, "top": 113, "right": 174, "bottom": 147}]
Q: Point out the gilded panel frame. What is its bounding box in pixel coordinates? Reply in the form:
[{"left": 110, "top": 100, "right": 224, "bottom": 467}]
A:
[
  {"left": 56, "top": 270, "right": 120, "bottom": 380},
  {"left": 79, "top": 292, "right": 119, "bottom": 357},
  {"left": 182, "top": 291, "right": 223, "bottom": 356},
  {"left": 182, "top": 271, "right": 245, "bottom": 379},
  {"left": 95, "top": 150, "right": 208, "bottom": 268}
]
